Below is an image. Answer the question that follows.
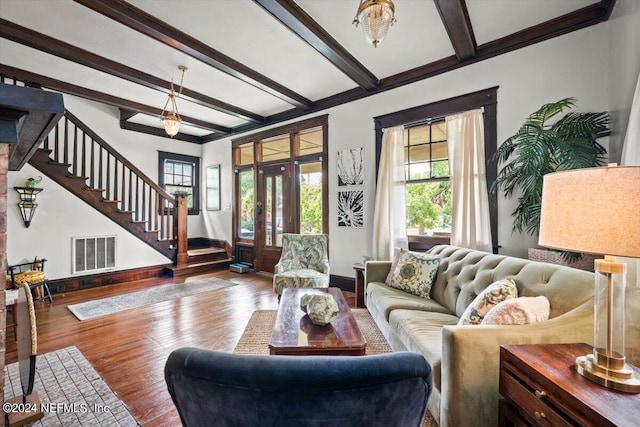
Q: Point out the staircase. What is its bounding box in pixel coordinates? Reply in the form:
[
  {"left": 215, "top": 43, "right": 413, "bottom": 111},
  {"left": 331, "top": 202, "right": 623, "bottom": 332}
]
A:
[
  {"left": 28, "top": 110, "right": 183, "bottom": 262},
  {"left": 167, "top": 240, "right": 233, "bottom": 278}
]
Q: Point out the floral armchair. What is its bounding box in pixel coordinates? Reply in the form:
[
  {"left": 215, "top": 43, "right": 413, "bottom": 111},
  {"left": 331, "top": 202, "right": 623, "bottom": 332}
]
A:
[{"left": 273, "top": 234, "right": 330, "bottom": 297}]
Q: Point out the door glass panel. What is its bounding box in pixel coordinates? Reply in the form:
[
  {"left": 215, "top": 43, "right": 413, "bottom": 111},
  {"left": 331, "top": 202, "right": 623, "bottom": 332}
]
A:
[
  {"left": 236, "top": 143, "right": 254, "bottom": 165},
  {"left": 299, "top": 161, "right": 322, "bottom": 234},
  {"left": 266, "top": 176, "right": 273, "bottom": 247},
  {"left": 239, "top": 169, "right": 254, "bottom": 239},
  {"left": 260, "top": 135, "right": 290, "bottom": 162},
  {"left": 297, "top": 128, "right": 323, "bottom": 156},
  {"left": 275, "top": 175, "right": 283, "bottom": 246}
]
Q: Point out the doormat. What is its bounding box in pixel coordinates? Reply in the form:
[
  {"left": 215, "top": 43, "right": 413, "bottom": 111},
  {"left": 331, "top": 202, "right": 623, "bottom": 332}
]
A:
[
  {"left": 67, "top": 278, "right": 237, "bottom": 321},
  {"left": 4, "top": 346, "right": 138, "bottom": 426}
]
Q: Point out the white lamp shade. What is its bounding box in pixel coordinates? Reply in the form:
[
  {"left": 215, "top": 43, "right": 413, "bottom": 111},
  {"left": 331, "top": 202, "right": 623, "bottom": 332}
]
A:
[{"left": 539, "top": 166, "right": 640, "bottom": 258}]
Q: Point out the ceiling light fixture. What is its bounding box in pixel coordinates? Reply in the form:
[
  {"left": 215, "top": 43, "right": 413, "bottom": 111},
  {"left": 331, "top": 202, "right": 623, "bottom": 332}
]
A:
[
  {"left": 353, "top": 0, "right": 396, "bottom": 48},
  {"left": 161, "top": 65, "right": 188, "bottom": 137}
]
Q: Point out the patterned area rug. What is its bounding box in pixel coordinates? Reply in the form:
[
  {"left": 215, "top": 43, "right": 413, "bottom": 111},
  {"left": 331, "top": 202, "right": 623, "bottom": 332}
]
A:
[
  {"left": 67, "top": 278, "right": 237, "bottom": 320},
  {"left": 234, "top": 309, "right": 438, "bottom": 427},
  {"left": 4, "top": 346, "right": 138, "bottom": 426}
]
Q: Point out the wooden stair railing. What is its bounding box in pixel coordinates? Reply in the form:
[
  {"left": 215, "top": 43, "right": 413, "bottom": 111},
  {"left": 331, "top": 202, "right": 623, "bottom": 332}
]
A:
[{"left": 27, "top": 110, "right": 187, "bottom": 264}]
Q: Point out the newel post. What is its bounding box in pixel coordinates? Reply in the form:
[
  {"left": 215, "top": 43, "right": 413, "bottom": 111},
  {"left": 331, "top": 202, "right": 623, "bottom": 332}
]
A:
[{"left": 173, "top": 191, "right": 189, "bottom": 266}]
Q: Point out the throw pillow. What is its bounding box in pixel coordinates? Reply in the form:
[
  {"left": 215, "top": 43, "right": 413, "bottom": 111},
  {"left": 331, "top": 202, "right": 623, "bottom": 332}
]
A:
[
  {"left": 458, "top": 278, "right": 518, "bottom": 325},
  {"left": 481, "top": 296, "right": 550, "bottom": 325},
  {"left": 388, "top": 250, "right": 440, "bottom": 299}
]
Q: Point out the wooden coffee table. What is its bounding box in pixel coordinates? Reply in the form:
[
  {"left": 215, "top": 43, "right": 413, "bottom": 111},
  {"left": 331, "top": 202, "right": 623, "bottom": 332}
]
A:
[{"left": 269, "top": 287, "right": 366, "bottom": 356}]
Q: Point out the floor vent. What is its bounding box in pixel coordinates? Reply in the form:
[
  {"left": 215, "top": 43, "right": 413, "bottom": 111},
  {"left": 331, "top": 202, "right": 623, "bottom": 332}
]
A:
[{"left": 73, "top": 235, "right": 116, "bottom": 274}]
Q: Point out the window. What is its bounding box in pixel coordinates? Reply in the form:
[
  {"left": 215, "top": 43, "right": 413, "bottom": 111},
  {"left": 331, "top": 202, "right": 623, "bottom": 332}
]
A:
[
  {"left": 299, "top": 161, "right": 323, "bottom": 234},
  {"left": 158, "top": 151, "right": 200, "bottom": 215},
  {"left": 206, "top": 165, "right": 221, "bottom": 211},
  {"left": 238, "top": 169, "right": 255, "bottom": 239},
  {"left": 374, "top": 88, "right": 498, "bottom": 252},
  {"left": 404, "top": 122, "right": 452, "bottom": 237}
]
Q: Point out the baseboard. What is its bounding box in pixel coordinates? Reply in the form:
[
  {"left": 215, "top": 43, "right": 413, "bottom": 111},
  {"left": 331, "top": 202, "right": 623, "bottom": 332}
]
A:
[
  {"left": 47, "top": 264, "right": 170, "bottom": 294},
  {"left": 330, "top": 274, "right": 355, "bottom": 293}
]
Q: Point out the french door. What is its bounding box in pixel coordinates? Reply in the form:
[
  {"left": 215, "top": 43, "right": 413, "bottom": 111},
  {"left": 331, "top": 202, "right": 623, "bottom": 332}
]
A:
[{"left": 255, "top": 163, "right": 291, "bottom": 273}]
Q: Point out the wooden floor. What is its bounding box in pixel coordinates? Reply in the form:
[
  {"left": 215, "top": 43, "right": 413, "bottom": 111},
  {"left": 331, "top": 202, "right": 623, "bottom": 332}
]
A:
[{"left": 5, "top": 271, "right": 355, "bottom": 426}]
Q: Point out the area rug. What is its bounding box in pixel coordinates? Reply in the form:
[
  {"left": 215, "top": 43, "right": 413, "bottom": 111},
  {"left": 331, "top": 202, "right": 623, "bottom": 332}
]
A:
[
  {"left": 67, "top": 278, "right": 237, "bottom": 321},
  {"left": 234, "top": 309, "right": 438, "bottom": 427},
  {"left": 4, "top": 346, "right": 138, "bottom": 426}
]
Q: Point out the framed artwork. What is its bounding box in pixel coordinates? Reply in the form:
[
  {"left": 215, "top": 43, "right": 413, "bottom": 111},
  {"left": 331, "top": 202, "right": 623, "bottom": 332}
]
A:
[
  {"left": 337, "top": 147, "right": 364, "bottom": 186},
  {"left": 206, "top": 165, "right": 221, "bottom": 211},
  {"left": 337, "top": 190, "right": 364, "bottom": 228}
]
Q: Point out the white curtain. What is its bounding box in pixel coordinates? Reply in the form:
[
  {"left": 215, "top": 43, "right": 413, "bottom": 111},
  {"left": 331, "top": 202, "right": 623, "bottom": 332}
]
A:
[
  {"left": 372, "top": 126, "right": 407, "bottom": 260},
  {"left": 446, "top": 109, "right": 493, "bottom": 252},
  {"left": 621, "top": 70, "right": 640, "bottom": 287}
]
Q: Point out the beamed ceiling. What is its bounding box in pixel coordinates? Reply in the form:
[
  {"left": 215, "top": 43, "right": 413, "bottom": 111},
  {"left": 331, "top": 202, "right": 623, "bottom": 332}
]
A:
[{"left": 0, "top": 0, "right": 616, "bottom": 144}]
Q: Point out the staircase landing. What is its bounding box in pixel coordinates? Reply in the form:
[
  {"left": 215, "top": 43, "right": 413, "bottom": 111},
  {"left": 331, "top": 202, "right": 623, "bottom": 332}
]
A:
[{"left": 165, "top": 245, "right": 232, "bottom": 278}]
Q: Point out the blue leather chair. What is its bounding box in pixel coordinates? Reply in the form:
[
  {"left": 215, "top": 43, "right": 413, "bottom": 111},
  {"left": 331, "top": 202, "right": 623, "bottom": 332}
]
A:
[{"left": 165, "top": 348, "right": 433, "bottom": 427}]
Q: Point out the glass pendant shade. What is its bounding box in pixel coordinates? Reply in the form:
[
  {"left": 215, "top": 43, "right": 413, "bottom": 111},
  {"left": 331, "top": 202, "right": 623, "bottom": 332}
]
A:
[
  {"left": 160, "top": 65, "right": 187, "bottom": 137},
  {"left": 353, "top": 1, "right": 396, "bottom": 47},
  {"left": 162, "top": 111, "right": 181, "bottom": 137}
]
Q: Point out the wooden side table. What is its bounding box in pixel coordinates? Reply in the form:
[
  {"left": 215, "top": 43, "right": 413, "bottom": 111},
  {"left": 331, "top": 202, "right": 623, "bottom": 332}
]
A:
[
  {"left": 352, "top": 263, "right": 365, "bottom": 308},
  {"left": 500, "top": 343, "right": 640, "bottom": 427}
]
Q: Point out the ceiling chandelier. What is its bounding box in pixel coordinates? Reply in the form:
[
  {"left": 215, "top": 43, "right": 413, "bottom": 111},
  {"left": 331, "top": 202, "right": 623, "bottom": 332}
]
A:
[
  {"left": 161, "top": 65, "right": 188, "bottom": 137},
  {"left": 352, "top": 0, "right": 397, "bottom": 48}
]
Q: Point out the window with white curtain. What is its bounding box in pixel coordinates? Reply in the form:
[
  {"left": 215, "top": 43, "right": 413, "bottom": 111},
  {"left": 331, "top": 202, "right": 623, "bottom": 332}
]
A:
[{"left": 373, "top": 87, "right": 499, "bottom": 253}]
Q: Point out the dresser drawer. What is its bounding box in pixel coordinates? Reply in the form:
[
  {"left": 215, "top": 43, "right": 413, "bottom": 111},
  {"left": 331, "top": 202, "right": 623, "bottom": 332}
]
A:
[{"left": 500, "top": 361, "right": 574, "bottom": 427}]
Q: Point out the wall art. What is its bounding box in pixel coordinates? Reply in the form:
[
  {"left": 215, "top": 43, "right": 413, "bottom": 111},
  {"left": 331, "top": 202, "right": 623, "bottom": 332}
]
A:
[
  {"left": 337, "top": 190, "right": 364, "bottom": 228},
  {"left": 337, "top": 147, "right": 364, "bottom": 186}
]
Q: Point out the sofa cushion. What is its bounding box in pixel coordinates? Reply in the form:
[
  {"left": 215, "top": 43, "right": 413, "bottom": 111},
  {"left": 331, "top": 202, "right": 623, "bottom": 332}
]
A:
[
  {"left": 389, "top": 309, "right": 459, "bottom": 390},
  {"left": 367, "top": 282, "right": 454, "bottom": 321},
  {"left": 458, "top": 278, "right": 518, "bottom": 325},
  {"left": 388, "top": 250, "right": 440, "bottom": 298},
  {"left": 481, "top": 296, "right": 550, "bottom": 325}
]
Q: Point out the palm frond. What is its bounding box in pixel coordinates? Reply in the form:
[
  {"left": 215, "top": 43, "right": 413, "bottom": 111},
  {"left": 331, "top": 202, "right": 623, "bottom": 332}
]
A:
[{"left": 494, "top": 98, "right": 609, "bottom": 236}]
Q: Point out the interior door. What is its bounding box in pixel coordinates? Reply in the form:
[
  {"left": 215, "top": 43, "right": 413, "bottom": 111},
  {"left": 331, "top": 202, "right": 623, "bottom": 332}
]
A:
[{"left": 255, "top": 163, "right": 291, "bottom": 273}]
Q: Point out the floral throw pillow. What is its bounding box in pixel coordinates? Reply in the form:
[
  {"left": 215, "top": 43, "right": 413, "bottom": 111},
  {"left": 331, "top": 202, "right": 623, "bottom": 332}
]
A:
[
  {"left": 388, "top": 250, "right": 440, "bottom": 299},
  {"left": 481, "top": 296, "right": 550, "bottom": 325},
  {"left": 458, "top": 278, "right": 518, "bottom": 325}
]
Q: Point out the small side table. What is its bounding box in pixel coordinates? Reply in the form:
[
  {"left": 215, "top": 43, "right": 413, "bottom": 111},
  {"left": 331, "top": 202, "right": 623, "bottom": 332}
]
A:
[
  {"left": 500, "top": 343, "right": 640, "bottom": 427},
  {"left": 352, "top": 263, "right": 366, "bottom": 308}
]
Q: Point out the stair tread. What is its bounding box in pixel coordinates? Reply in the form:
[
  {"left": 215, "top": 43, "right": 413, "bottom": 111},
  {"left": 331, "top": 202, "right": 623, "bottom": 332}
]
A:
[
  {"left": 169, "top": 258, "right": 233, "bottom": 271},
  {"left": 131, "top": 220, "right": 148, "bottom": 224},
  {"left": 68, "top": 175, "right": 88, "bottom": 180},
  {"left": 187, "top": 247, "right": 226, "bottom": 256},
  {"left": 103, "top": 199, "right": 121, "bottom": 203},
  {"left": 86, "top": 188, "right": 105, "bottom": 192}
]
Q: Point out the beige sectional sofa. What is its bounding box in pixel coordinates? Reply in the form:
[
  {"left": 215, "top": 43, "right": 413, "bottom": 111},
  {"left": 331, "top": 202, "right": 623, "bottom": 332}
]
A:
[{"left": 364, "top": 245, "right": 597, "bottom": 427}]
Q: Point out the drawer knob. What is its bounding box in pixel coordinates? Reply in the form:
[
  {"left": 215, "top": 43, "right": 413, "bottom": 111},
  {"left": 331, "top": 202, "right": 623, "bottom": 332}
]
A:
[
  {"left": 535, "top": 390, "right": 547, "bottom": 399},
  {"left": 535, "top": 411, "right": 547, "bottom": 420}
]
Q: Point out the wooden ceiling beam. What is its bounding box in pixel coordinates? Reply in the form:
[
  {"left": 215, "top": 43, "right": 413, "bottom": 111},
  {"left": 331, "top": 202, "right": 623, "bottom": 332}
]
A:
[
  {"left": 0, "top": 64, "right": 232, "bottom": 135},
  {"left": 0, "top": 18, "right": 264, "bottom": 123},
  {"left": 74, "top": 0, "right": 313, "bottom": 110},
  {"left": 119, "top": 121, "right": 204, "bottom": 144},
  {"left": 206, "top": 0, "right": 616, "bottom": 142},
  {"left": 253, "top": 0, "right": 379, "bottom": 91},
  {"left": 433, "top": 0, "right": 477, "bottom": 61}
]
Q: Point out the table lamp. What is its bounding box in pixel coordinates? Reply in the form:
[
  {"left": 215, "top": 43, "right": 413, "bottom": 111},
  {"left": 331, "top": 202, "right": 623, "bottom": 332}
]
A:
[{"left": 539, "top": 164, "right": 640, "bottom": 392}]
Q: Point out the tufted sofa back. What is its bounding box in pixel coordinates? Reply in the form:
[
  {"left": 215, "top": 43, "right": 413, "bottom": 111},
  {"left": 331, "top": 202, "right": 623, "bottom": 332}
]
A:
[{"left": 427, "top": 245, "right": 595, "bottom": 319}]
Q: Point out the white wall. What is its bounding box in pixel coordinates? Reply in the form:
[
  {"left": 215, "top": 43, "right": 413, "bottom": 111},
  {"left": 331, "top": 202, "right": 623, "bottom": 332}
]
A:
[
  {"left": 7, "top": 94, "right": 205, "bottom": 279},
  {"left": 202, "top": 24, "right": 610, "bottom": 277}
]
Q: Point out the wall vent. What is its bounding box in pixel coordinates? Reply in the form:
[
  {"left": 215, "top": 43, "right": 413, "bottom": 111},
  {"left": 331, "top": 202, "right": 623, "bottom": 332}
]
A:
[{"left": 72, "top": 235, "right": 116, "bottom": 274}]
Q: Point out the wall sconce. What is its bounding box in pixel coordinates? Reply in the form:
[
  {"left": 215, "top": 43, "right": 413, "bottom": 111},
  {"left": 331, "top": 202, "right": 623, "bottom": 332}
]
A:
[{"left": 14, "top": 186, "right": 43, "bottom": 228}]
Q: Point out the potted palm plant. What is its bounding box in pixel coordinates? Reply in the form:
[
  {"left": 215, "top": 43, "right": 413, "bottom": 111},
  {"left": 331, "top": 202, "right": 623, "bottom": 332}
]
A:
[{"left": 492, "top": 97, "right": 610, "bottom": 269}]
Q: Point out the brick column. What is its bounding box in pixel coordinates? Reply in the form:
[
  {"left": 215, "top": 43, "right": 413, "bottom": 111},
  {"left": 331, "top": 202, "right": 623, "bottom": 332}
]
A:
[{"left": 0, "top": 142, "right": 9, "bottom": 404}]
